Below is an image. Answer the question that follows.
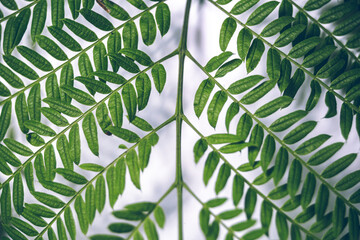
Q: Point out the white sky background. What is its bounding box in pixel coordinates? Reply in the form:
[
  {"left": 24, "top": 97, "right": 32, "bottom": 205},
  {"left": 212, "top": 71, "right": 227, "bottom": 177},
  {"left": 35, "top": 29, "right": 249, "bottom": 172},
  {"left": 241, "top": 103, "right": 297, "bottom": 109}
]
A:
[{"left": 1, "top": 0, "right": 360, "bottom": 239}]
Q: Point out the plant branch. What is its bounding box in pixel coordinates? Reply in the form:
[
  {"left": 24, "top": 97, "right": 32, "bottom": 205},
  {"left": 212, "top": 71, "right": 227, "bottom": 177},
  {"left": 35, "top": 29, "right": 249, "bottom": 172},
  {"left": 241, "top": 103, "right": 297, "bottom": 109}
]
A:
[
  {"left": 0, "top": 49, "right": 178, "bottom": 189},
  {"left": 207, "top": 0, "right": 360, "bottom": 115},
  {"left": 0, "top": 0, "right": 166, "bottom": 107},
  {"left": 185, "top": 50, "right": 360, "bottom": 215},
  {"left": 175, "top": 0, "right": 192, "bottom": 239},
  {"left": 35, "top": 115, "right": 176, "bottom": 239},
  {"left": 182, "top": 115, "right": 319, "bottom": 239}
]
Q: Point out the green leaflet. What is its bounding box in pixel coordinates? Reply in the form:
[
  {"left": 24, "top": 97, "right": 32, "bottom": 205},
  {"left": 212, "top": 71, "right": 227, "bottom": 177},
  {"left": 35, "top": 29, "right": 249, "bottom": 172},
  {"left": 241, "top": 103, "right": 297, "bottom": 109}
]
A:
[
  {"left": 122, "top": 83, "right": 138, "bottom": 122},
  {"left": 288, "top": 37, "right": 321, "bottom": 58},
  {"left": 228, "top": 75, "right": 264, "bottom": 95},
  {"left": 108, "top": 31, "right": 122, "bottom": 71},
  {"left": 232, "top": 175, "right": 244, "bottom": 206},
  {"left": 335, "top": 170, "right": 360, "bottom": 191},
  {"left": 260, "top": 135, "right": 275, "bottom": 172},
  {"left": 276, "top": 212, "right": 288, "bottom": 240},
  {"left": 205, "top": 197, "right": 227, "bottom": 208},
  {"left": 90, "top": 71, "right": 126, "bottom": 85},
  {"left": 340, "top": 103, "right": 353, "bottom": 140},
  {"left": 17, "top": 46, "right": 53, "bottom": 71},
  {"left": 12, "top": 8, "right": 31, "bottom": 50},
  {"left": 63, "top": 18, "right": 98, "bottom": 42},
  {"left": 1, "top": 183, "right": 11, "bottom": 223},
  {"left": 260, "top": 201, "right": 272, "bottom": 232},
  {"left": 248, "top": 124, "right": 264, "bottom": 166},
  {"left": 205, "top": 51, "right": 232, "bottom": 72},
  {"left": 261, "top": 16, "right": 294, "bottom": 37},
  {"left": 3, "top": 55, "right": 39, "bottom": 80},
  {"left": 48, "top": 26, "right": 82, "bottom": 52},
  {"left": 282, "top": 195, "right": 301, "bottom": 212},
  {"left": 278, "top": 59, "right": 291, "bottom": 92},
  {"left": 333, "top": 12, "right": 360, "bottom": 36},
  {"left": 3, "top": 17, "right": 16, "bottom": 55},
  {"left": 304, "top": 0, "right": 330, "bottom": 11},
  {"left": 41, "top": 107, "right": 69, "bottom": 127},
  {"left": 308, "top": 142, "right": 344, "bottom": 166},
  {"left": 107, "top": 126, "right": 140, "bottom": 143},
  {"left": 317, "top": 54, "right": 346, "bottom": 79},
  {"left": 24, "top": 163, "right": 34, "bottom": 192},
  {"left": 324, "top": 91, "right": 337, "bottom": 118},
  {"left": 0, "top": 101, "right": 11, "bottom": 142},
  {"left": 287, "top": 159, "right": 302, "bottom": 198},
  {"left": 0, "top": 81, "right": 10, "bottom": 97},
  {"left": 96, "top": 103, "right": 112, "bottom": 135},
  {"left": 246, "top": 38, "right": 265, "bottom": 73},
  {"left": 302, "top": 45, "right": 336, "bottom": 68},
  {"left": 238, "top": 161, "right": 260, "bottom": 172},
  {"left": 0, "top": 144, "right": 21, "bottom": 167},
  {"left": 203, "top": 151, "right": 220, "bottom": 185},
  {"left": 86, "top": 184, "right": 96, "bottom": 224},
  {"left": 215, "top": 163, "right": 231, "bottom": 194},
  {"left": 103, "top": 0, "right": 130, "bottom": 20},
  {"left": 244, "top": 188, "right": 256, "bottom": 219},
  {"left": 346, "top": 32, "right": 360, "bottom": 48},
  {"left": 268, "top": 184, "right": 288, "bottom": 200},
  {"left": 41, "top": 181, "right": 76, "bottom": 197},
  {"left": 219, "top": 142, "right": 254, "bottom": 154},
  {"left": 305, "top": 80, "right": 321, "bottom": 111},
  {"left": 240, "top": 80, "right": 276, "bottom": 105},
  {"left": 109, "top": 222, "right": 135, "bottom": 233},
  {"left": 57, "top": 134, "right": 73, "bottom": 170},
  {"left": 219, "top": 17, "right": 236, "bottom": 51},
  {"left": 83, "top": 113, "right": 99, "bottom": 156},
  {"left": 57, "top": 218, "right": 67, "bottom": 240},
  {"left": 246, "top": 1, "right": 279, "bottom": 26},
  {"left": 225, "top": 102, "right": 239, "bottom": 132},
  {"left": 331, "top": 68, "right": 360, "bottom": 89},
  {"left": 310, "top": 212, "right": 332, "bottom": 232},
  {"left": 333, "top": 198, "right": 346, "bottom": 236},
  {"left": 68, "top": 0, "right": 80, "bottom": 19},
  {"left": 136, "top": 73, "right": 151, "bottom": 111},
  {"left": 44, "top": 145, "right": 56, "bottom": 181},
  {"left": 138, "top": 138, "right": 151, "bottom": 170},
  {"left": 295, "top": 134, "right": 331, "bottom": 155},
  {"left": 349, "top": 208, "right": 360, "bottom": 239},
  {"left": 230, "top": 0, "right": 259, "bottom": 15},
  {"left": 51, "top": 0, "right": 64, "bottom": 28},
  {"left": 315, "top": 184, "right": 329, "bottom": 219},
  {"left": 140, "top": 11, "right": 156, "bottom": 46},
  {"left": 273, "top": 147, "right": 288, "bottom": 185},
  {"left": 144, "top": 219, "right": 158, "bottom": 240},
  {"left": 237, "top": 28, "right": 253, "bottom": 60},
  {"left": 4, "top": 138, "right": 33, "bottom": 156},
  {"left": 208, "top": 90, "right": 227, "bottom": 128},
  {"left": 76, "top": 77, "right": 112, "bottom": 95},
  {"left": 93, "top": 42, "right": 108, "bottom": 73},
  {"left": 126, "top": 0, "right": 147, "bottom": 9},
  {"left": 295, "top": 204, "right": 315, "bottom": 223},
  {"left": 155, "top": 3, "right": 171, "bottom": 36},
  {"left": 300, "top": 173, "right": 316, "bottom": 208},
  {"left": 60, "top": 63, "right": 74, "bottom": 104},
  {"left": 194, "top": 79, "right": 215, "bottom": 118},
  {"left": 319, "top": 2, "right": 355, "bottom": 23},
  {"left": 236, "top": 113, "right": 252, "bottom": 141},
  {"left": 254, "top": 96, "right": 292, "bottom": 118},
  {"left": 11, "top": 217, "right": 38, "bottom": 236},
  {"left": 90, "top": 235, "right": 124, "bottom": 240},
  {"left": 36, "top": 35, "right": 68, "bottom": 61},
  {"left": 83, "top": 0, "right": 94, "bottom": 9},
  {"left": 108, "top": 53, "right": 140, "bottom": 73},
  {"left": 123, "top": 21, "right": 138, "bottom": 49},
  {"left": 43, "top": 98, "right": 82, "bottom": 117},
  {"left": 80, "top": 8, "right": 114, "bottom": 31},
  {"left": 80, "top": 163, "right": 104, "bottom": 172},
  {"left": 269, "top": 110, "right": 307, "bottom": 132},
  {"left": 13, "top": 173, "right": 24, "bottom": 215},
  {"left": 32, "top": 191, "right": 65, "bottom": 208},
  {"left": 119, "top": 48, "right": 153, "bottom": 66},
  {"left": 231, "top": 219, "right": 256, "bottom": 231},
  {"left": 215, "top": 59, "right": 242, "bottom": 78},
  {"left": 0, "top": 0, "right": 17, "bottom": 10},
  {"left": 130, "top": 116, "right": 153, "bottom": 132},
  {"left": 126, "top": 149, "right": 141, "bottom": 189},
  {"left": 266, "top": 48, "right": 281, "bottom": 81},
  {"left": 60, "top": 85, "right": 96, "bottom": 106},
  {"left": 95, "top": 175, "right": 106, "bottom": 212},
  {"left": 194, "top": 138, "right": 208, "bottom": 164},
  {"left": 109, "top": 92, "right": 123, "bottom": 127},
  {"left": 31, "top": 0, "right": 47, "bottom": 42},
  {"left": 24, "top": 120, "right": 56, "bottom": 137},
  {"left": 26, "top": 133, "right": 45, "bottom": 147},
  {"left": 283, "top": 121, "right": 317, "bottom": 145},
  {"left": 274, "top": 24, "right": 306, "bottom": 47},
  {"left": 28, "top": 83, "right": 41, "bottom": 122},
  {"left": 322, "top": 153, "right": 357, "bottom": 179},
  {"left": 151, "top": 63, "right": 166, "bottom": 93},
  {"left": 75, "top": 195, "right": 89, "bottom": 234},
  {"left": 2, "top": 225, "right": 27, "bottom": 240},
  {"left": 345, "top": 84, "right": 360, "bottom": 101}
]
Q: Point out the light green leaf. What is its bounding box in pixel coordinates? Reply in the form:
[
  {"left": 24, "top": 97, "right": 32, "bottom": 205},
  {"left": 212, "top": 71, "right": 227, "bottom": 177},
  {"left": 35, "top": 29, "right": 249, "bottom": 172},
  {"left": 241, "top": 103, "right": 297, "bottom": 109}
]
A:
[
  {"left": 155, "top": 3, "right": 171, "bottom": 36},
  {"left": 41, "top": 107, "right": 69, "bottom": 127},
  {"left": 207, "top": 90, "right": 227, "bottom": 128},
  {"left": 203, "top": 151, "right": 220, "bottom": 185},
  {"left": 107, "top": 127, "right": 140, "bottom": 143},
  {"left": 194, "top": 138, "right": 208, "bottom": 164},
  {"left": 225, "top": 102, "right": 239, "bottom": 132},
  {"left": 144, "top": 219, "right": 158, "bottom": 240},
  {"left": 24, "top": 120, "right": 56, "bottom": 137},
  {"left": 246, "top": 38, "right": 265, "bottom": 73},
  {"left": 244, "top": 188, "right": 256, "bottom": 219},
  {"left": 126, "top": 149, "right": 141, "bottom": 189},
  {"left": 32, "top": 191, "right": 65, "bottom": 208},
  {"left": 237, "top": 28, "right": 253, "bottom": 60},
  {"left": 0, "top": 144, "right": 21, "bottom": 167},
  {"left": 75, "top": 195, "right": 89, "bottom": 234},
  {"left": 269, "top": 110, "right": 307, "bottom": 132},
  {"left": 261, "top": 16, "right": 294, "bottom": 37},
  {"left": 219, "top": 17, "right": 236, "bottom": 51},
  {"left": 240, "top": 80, "right": 276, "bottom": 105},
  {"left": 136, "top": 73, "right": 151, "bottom": 111},
  {"left": 246, "top": 1, "right": 279, "bottom": 26},
  {"left": 215, "top": 163, "right": 231, "bottom": 194},
  {"left": 43, "top": 98, "right": 82, "bottom": 117},
  {"left": 215, "top": 59, "right": 242, "bottom": 78},
  {"left": 295, "top": 134, "right": 331, "bottom": 155},
  {"left": 231, "top": 220, "right": 256, "bottom": 231},
  {"left": 255, "top": 96, "right": 292, "bottom": 118},
  {"left": 4, "top": 138, "right": 32, "bottom": 156},
  {"left": 260, "top": 135, "right": 275, "bottom": 172},
  {"left": 232, "top": 175, "right": 244, "bottom": 206},
  {"left": 276, "top": 212, "right": 288, "bottom": 240}
]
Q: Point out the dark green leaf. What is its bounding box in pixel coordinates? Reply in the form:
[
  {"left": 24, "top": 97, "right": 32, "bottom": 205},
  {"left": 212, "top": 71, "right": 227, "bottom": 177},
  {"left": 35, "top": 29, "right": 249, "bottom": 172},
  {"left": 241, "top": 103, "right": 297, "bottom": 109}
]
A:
[
  {"left": 335, "top": 170, "right": 360, "bottom": 191},
  {"left": 232, "top": 175, "right": 244, "bottom": 206},
  {"left": 260, "top": 135, "right": 275, "bottom": 172},
  {"left": 276, "top": 212, "right": 288, "bottom": 240},
  {"left": 215, "top": 163, "right": 231, "bottom": 194},
  {"left": 324, "top": 92, "right": 337, "bottom": 118},
  {"left": 236, "top": 113, "right": 253, "bottom": 141},
  {"left": 194, "top": 138, "right": 208, "bottom": 163},
  {"left": 246, "top": 38, "right": 265, "bottom": 73},
  {"left": 83, "top": 113, "right": 99, "bottom": 156},
  {"left": 275, "top": 24, "right": 306, "bottom": 47},
  {"left": 151, "top": 63, "right": 166, "bottom": 93},
  {"left": 300, "top": 173, "right": 316, "bottom": 209},
  {"left": 230, "top": 0, "right": 259, "bottom": 15},
  {"left": 261, "top": 16, "right": 294, "bottom": 37},
  {"left": 75, "top": 196, "right": 89, "bottom": 234},
  {"left": 244, "top": 188, "right": 256, "bottom": 219},
  {"left": 254, "top": 96, "right": 292, "bottom": 118},
  {"left": 155, "top": 3, "right": 170, "bottom": 36},
  {"left": 288, "top": 37, "right": 321, "bottom": 58},
  {"left": 17, "top": 46, "right": 53, "bottom": 71},
  {"left": 228, "top": 75, "right": 265, "bottom": 94},
  {"left": 322, "top": 153, "right": 357, "bottom": 179},
  {"left": 43, "top": 98, "right": 82, "bottom": 117},
  {"left": 208, "top": 90, "right": 227, "bottom": 128},
  {"left": 89, "top": 71, "right": 125, "bottom": 85},
  {"left": 269, "top": 110, "right": 307, "bottom": 132},
  {"left": 219, "top": 17, "right": 236, "bottom": 51},
  {"left": 140, "top": 11, "right": 156, "bottom": 46},
  {"left": 225, "top": 102, "right": 239, "bottom": 132},
  {"left": 41, "top": 107, "right": 69, "bottom": 127},
  {"left": 273, "top": 147, "right": 288, "bottom": 185},
  {"left": 0, "top": 101, "right": 12, "bottom": 142},
  {"left": 287, "top": 159, "right": 302, "bottom": 198},
  {"left": 215, "top": 59, "right": 242, "bottom": 78},
  {"left": 103, "top": 0, "right": 130, "bottom": 20},
  {"left": 308, "top": 142, "right": 344, "bottom": 166},
  {"left": 295, "top": 134, "right": 331, "bottom": 155},
  {"left": 3, "top": 55, "right": 39, "bottom": 80},
  {"left": 240, "top": 80, "right": 276, "bottom": 105},
  {"left": 108, "top": 53, "right": 140, "bottom": 73},
  {"left": 63, "top": 18, "right": 98, "bottom": 41},
  {"left": 246, "top": 1, "right": 279, "bottom": 26},
  {"left": 32, "top": 191, "right": 65, "bottom": 208},
  {"left": 126, "top": 149, "right": 141, "bottom": 189},
  {"left": 340, "top": 103, "right": 353, "bottom": 140},
  {"left": 80, "top": 8, "right": 114, "bottom": 31},
  {"left": 36, "top": 35, "right": 68, "bottom": 60},
  {"left": 237, "top": 28, "right": 253, "bottom": 60},
  {"left": 203, "top": 151, "right": 220, "bottom": 185},
  {"left": 136, "top": 73, "right": 151, "bottom": 111},
  {"left": 24, "top": 120, "right": 56, "bottom": 137},
  {"left": 48, "top": 26, "right": 82, "bottom": 52}
]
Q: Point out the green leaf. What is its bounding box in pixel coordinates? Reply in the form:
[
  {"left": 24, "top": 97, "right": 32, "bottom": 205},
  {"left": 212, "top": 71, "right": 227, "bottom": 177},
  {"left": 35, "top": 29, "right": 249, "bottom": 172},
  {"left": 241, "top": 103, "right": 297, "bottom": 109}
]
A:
[
  {"left": 248, "top": 124, "right": 264, "bottom": 166},
  {"left": 109, "top": 222, "right": 134, "bottom": 233},
  {"left": 304, "top": 0, "right": 330, "bottom": 11},
  {"left": 90, "top": 235, "right": 124, "bottom": 240},
  {"left": 112, "top": 209, "right": 146, "bottom": 220},
  {"left": 15, "top": 93, "right": 29, "bottom": 134},
  {"left": 232, "top": 175, "right": 244, "bottom": 206},
  {"left": 300, "top": 173, "right": 316, "bottom": 208},
  {"left": 60, "top": 85, "right": 96, "bottom": 106},
  {"left": 333, "top": 12, "right": 360, "bottom": 36},
  {"left": 103, "top": 0, "right": 130, "bottom": 20},
  {"left": 244, "top": 188, "right": 256, "bottom": 219},
  {"left": 333, "top": 198, "right": 346, "bottom": 236},
  {"left": 154, "top": 206, "right": 166, "bottom": 228},
  {"left": 11, "top": 217, "right": 38, "bottom": 236},
  {"left": 123, "top": 21, "right": 138, "bottom": 49},
  {"left": 24, "top": 120, "right": 56, "bottom": 137},
  {"left": 324, "top": 92, "right": 337, "bottom": 118},
  {"left": 95, "top": 175, "right": 106, "bottom": 213},
  {"left": 26, "top": 133, "right": 45, "bottom": 147},
  {"left": 246, "top": 1, "right": 279, "bottom": 26},
  {"left": 17, "top": 46, "right": 53, "bottom": 71},
  {"left": 310, "top": 212, "right": 332, "bottom": 232},
  {"left": 13, "top": 173, "right": 24, "bottom": 215},
  {"left": 1, "top": 183, "right": 11, "bottom": 223},
  {"left": 268, "top": 184, "right": 288, "bottom": 200},
  {"left": 266, "top": 48, "right": 281, "bottom": 81},
  {"left": 0, "top": 81, "right": 10, "bottom": 97},
  {"left": 43, "top": 97, "right": 82, "bottom": 117},
  {"left": 207, "top": 133, "right": 242, "bottom": 144},
  {"left": 231, "top": 219, "right": 256, "bottom": 231},
  {"left": 80, "top": 8, "right": 114, "bottom": 31},
  {"left": 215, "top": 163, "right": 231, "bottom": 194},
  {"left": 228, "top": 75, "right": 265, "bottom": 94},
  {"left": 126, "top": 149, "right": 141, "bottom": 189},
  {"left": 273, "top": 147, "right": 288, "bottom": 185},
  {"left": 236, "top": 113, "right": 253, "bottom": 141},
  {"left": 3, "top": 138, "right": 33, "bottom": 156},
  {"left": 349, "top": 208, "right": 359, "bottom": 240},
  {"left": 269, "top": 110, "right": 307, "bottom": 132},
  {"left": 136, "top": 73, "right": 151, "bottom": 111},
  {"left": 194, "top": 79, "right": 215, "bottom": 118},
  {"left": 260, "top": 201, "right": 272, "bottom": 232},
  {"left": 335, "top": 170, "right": 360, "bottom": 191},
  {"left": 75, "top": 195, "right": 89, "bottom": 234},
  {"left": 260, "top": 135, "right": 275, "bottom": 172},
  {"left": 89, "top": 71, "right": 125, "bottom": 85},
  {"left": 225, "top": 102, "right": 239, "bottom": 132},
  {"left": 194, "top": 138, "right": 208, "bottom": 163},
  {"left": 240, "top": 80, "right": 276, "bottom": 105},
  {"left": 322, "top": 153, "right": 357, "bottom": 179},
  {"left": 36, "top": 35, "right": 68, "bottom": 61},
  {"left": 96, "top": 103, "right": 112, "bottom": 135},
  {"left": 3, "top": 55, "right": 39, "bottom": 80},
  {"left": 261, "top": 16, "right": 294, "bottom": 37},
  {"left": 287, "top": 159, "right": 302, "bottom": 198},
  {"left": 219, "top": 142, "right": 254, "bottom": 154},
  {"left": 331, "top": 68, "right": 360, "bottom": 90},
  {"left": 144, "top": 219, "right": 158, "bottom": 240},
  {"left": 308, "top": 142, "right": 344, "bottom": 166},
  {"left": 295, "top": 204, "right": 315, "bottom": 223},
  {"left": 305, "top": 80, "right": 321, "bottom": 111},
  {"left": 82, "top": 113, "right": 99, "bottom": 156},
  {"left": 230, "top": 0, "right": 259, "bottom": 15},
  {"left": 68, "top": 0, "right": 80, "bottom": 19},
  {"left": 107, "top": 126, "right": 140, "bottom": 143},
  {"left": 288, "top": 37, "right": 321, "bottom": 58},
  {"left": 48, "top": 26, "right": 82, "bottom": 52},
  {"left": 205, "top": 52, "right": 233, "bottom": 73},
  {"left": 283, "top": 121, "right": 317, "bottom": 144},
  {"left": 51, "top": 0, "right": 64, "bottom": 27},
  {"left": 108, "top": 53, "right": 140, "bottom": 73},
  {"left": 140, "top": 11, "right": 156, "bottom": 46},
  {"left": 295, "top": 134, "right": 331, "bottom": 155},
  {"left": 151, "top": 63, "right": 166, "bottom": 93},
  {"left": 218, "top": 209, "right": 242, "bottom": 220},
  {"left": 219, "top": 17, "right": 236, "bottom": 51},
  {"left": 350, "top": 189, "right": 360, "bottom": 203},
  {"left": 57, "top": 134, "right": 73, "bottom": 170},
  {"left": 125, "top": 201, "right": 156, "bottom": 211},
  {"left": 28, "top": 83, "right": 41, "bottom": 122},
  {"left": 32, "top": 191, "right": 65, "bottom": 208},
  {"left": 237, "top": 28, "right": 253, "bottom": 60},
  {"left": 207, "top": 90, "right": 227, "bottom": 128},
  {"left": 254, "top": 96, "right": 292, "bottom": 118},
  {"left": 246, "top": 38, "right": 265, "bottom": 73},
  {"left": 215, "top": 59, "right": 242, "bottom": 78},
  {"left": 0, "top": 144, "right": 21, "bottom": 167},
  {"left": 12, "top": 8, "right": 31, "bottom": 49},
  {"left": 302, "top": 45, "right": 336, "bottom": 68},
  {"left": 108, "top": 92, "right": 123, "bottom": 128},
  {"left": 41, "top": 107, "right": 69, "bottom": 127},
  {"left": 340, "top": 103, "right": 353, "bottom": 140},
  {"left": 0, "top": 101, "right": 12, "bottom": 142},
  {"left": 119, "top": 48, "right": 153, "bottom": 66},
  {"left": 155, "top": 3, "right": 171, "bottom": 36},
  {"left": 276, "top": 212, "right": 288, "bottom": 240},
  {"left": 44, "top": 145, "right": 56, "bottom": 181},
  {"left": 274, "top": 24, "right": 306, "bottom": 47},
  {"left": 282, "top": 195, "right": 301, "bottom": 212},
  {"left": 41, "top": 181, "right": 76, "bottom": 197},
  {"left": 63, "top": 18, "right": 98, "bottom": 42},
  {"left": 317, "top": 54, "right": 346, "bottom": 79},
  {"left": 203, "top": 151, "right": 220, "bottom": 185},
  {"left": 107, "top": 31, "right": 121, "bottom": 71},
  {"left": 0, "top": 0, "right": 17, "bottom": 10},
  {"left": 60, "top": 63, "right": 74, "bottom": 104}
]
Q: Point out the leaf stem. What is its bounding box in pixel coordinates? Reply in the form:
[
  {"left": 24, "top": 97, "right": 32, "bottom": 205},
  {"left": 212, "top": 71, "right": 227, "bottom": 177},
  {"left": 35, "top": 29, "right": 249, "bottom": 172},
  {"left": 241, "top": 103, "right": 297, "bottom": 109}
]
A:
[
  {"left": 207, "top": 0, "right": 360, "bottom": 115},
  {"left": 182, "top": 115, "right": 320, "bottom": 240},
  {"left": 0, "top": 49, "right": 178, "bottom": 190},
  {"left": 0, "top": 0, "right": 166, "bottom": 107},
  {"left": 35, "top": 115, "right": 176, "bottom": 239},
  {"left": 185, "top": 50, "right": 360, "bottom": 215},
  {"left": 0, "top": 0, "right": 40, "bottom": 23},
  {"left": 175, "top": 0, "right": 192, "bottom": 239}
]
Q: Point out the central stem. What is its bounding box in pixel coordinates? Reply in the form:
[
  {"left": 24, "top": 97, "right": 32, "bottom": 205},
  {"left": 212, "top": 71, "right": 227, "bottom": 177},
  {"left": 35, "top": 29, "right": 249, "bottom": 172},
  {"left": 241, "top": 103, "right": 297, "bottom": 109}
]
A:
[{"left": 176, "top": 0, "right": 192, "bottom": 239}]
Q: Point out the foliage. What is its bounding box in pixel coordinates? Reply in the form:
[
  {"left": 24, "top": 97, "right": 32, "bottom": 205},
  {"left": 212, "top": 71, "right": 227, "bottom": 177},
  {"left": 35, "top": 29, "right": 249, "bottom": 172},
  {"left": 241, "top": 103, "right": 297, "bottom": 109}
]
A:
[{"left": 0, "top": 0, "right": 360, "bottom": 239}]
